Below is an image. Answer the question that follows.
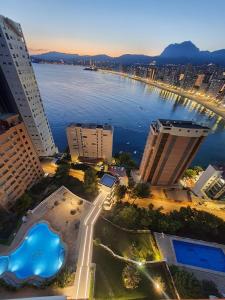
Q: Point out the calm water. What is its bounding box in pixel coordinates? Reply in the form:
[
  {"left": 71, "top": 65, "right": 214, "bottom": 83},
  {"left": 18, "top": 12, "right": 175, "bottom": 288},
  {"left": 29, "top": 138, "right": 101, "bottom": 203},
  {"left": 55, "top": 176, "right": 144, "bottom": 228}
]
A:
[{"left": 33, "top": 64, "right": 225, "bottom": 166}]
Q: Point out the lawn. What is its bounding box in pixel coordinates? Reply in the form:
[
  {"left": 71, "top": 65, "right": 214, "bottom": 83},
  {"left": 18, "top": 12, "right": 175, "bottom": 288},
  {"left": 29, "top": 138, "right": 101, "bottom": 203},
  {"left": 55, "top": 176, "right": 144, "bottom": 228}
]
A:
[
  {"left": 93, "top": 245, "right": 177, "bottom": 299},
  {"left": 94, "top": 218, "right": 161, "bottom": 262}
]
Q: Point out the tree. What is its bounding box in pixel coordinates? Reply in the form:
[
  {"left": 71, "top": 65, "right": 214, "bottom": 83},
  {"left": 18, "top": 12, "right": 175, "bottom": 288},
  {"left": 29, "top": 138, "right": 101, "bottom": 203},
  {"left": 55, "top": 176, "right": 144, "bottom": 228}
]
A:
[
  {"left": 84, "top": 168, "right": 99, "bottom": 198},
  {"left": 115, "top": 185, "right": 127, "bottom": 200},
  {"left": 53, "top": 268, "right": 75, "bottom": 288},
  {"left": 193, "top": 165, "right": 203, "bottom": 174},
  {"left": 114, "top": 152, "right": 136, "bottom": 175},
  {"left": 201, "top": 280, "right": 221, "bottom": 298},
  {"left": 170, "top": 265, "right": 203, "bottom": 299},
  {"left": 113, "top": 206, "right": 139, "bottom": 228},
  {"left": 132, "top": 183, "right": 150, "bottom": 198},
  {"left": 55, "top": 163, "right": 70, "bottom": 178},
  {"left": 183, "top": 168, "right": 196, "bottom": 178},
  {"left": 14, "top": 193, "right": 32, "bottom": 215},
  {"left": 122, "top": 264, "right": 141, "bottom": 289}
]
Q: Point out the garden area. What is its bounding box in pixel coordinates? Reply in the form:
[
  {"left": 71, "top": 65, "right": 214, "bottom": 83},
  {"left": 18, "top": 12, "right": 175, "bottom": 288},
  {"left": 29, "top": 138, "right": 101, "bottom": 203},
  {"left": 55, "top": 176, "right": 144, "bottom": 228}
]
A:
[
  {"left": 93, "top": 245, "right": 177, "bottom": 299},
  {"left": 169, "top": 266, "right": 221, "bottom": 299},
  {"left": 94, "top": 218, "right": 160, "bottom": 262},
  {"left": 107, "top": 202, "right": 225, "bottom": 244},
  {"left": 92, "top": 217, "right": 177, "bottom": 299}
]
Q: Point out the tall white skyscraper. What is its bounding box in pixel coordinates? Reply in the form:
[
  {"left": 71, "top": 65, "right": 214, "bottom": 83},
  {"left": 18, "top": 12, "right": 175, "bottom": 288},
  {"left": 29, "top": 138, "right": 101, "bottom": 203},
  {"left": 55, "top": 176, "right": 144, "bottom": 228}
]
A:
[{"left": 0, "top": 15, "right": 57, "bottom": 156}]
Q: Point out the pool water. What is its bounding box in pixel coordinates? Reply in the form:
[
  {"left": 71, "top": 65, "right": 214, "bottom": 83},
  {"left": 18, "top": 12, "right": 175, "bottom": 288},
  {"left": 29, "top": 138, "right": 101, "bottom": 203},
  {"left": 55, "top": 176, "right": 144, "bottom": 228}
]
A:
[
  {"left": 173, "top": 239, "right": 225, "bottom": 273},
  {"left": 0, "top": 222, "right": 65, "bottom": 280},
  {"left": 100, "top": 174, "right": 117, "bottom": 188}
]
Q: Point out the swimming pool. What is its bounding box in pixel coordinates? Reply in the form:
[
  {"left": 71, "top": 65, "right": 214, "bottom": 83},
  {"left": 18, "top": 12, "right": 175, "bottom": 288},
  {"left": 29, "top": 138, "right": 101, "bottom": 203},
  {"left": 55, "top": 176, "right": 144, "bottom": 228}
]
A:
[
  {"left": 173, "top": 239, "right": 225, "bottom": 273},
  {"left": 0, "top": 222, "right": 65, "bottom": 280},
  {"left": 100, "top": 174, "right": 117, "bottom": 188}
]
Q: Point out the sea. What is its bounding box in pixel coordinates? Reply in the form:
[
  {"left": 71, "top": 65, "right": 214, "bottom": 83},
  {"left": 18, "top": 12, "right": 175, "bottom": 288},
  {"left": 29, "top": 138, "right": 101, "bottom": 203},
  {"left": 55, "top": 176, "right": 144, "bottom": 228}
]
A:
[{"left": 33, "top": 64, "right": 225, "bottom": 167}]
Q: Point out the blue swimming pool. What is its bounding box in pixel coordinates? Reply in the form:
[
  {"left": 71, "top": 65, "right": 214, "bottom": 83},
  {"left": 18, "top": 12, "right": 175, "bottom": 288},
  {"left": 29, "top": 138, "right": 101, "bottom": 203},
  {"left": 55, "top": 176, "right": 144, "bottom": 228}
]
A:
[
  {"left": 173, "top": 239, "right": 225, "bottom": 273},
  {"left": 100, "top": 174, "right": 117, "bottom": 188},
  {"left": 0, "top": 222, "right": 65, "bottom": 280}
]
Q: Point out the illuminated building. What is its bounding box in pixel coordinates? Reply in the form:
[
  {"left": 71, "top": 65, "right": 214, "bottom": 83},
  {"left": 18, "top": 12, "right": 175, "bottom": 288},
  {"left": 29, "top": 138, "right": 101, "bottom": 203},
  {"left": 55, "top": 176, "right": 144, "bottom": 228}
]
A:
[
  {"left": 140, "top": 119, "right": 209, "bottom": 186},
  {"left": 193, "top": 165, "right": 225, "bottom": 200},
  {"left": 0, "top": 114, "right": 43, "bottom": 208},
  {"left": 67, "top": 123, "right": 113, "bottom": 162},
  {"left": 0, "top": 15, "right": 57, "bottom": 156}
]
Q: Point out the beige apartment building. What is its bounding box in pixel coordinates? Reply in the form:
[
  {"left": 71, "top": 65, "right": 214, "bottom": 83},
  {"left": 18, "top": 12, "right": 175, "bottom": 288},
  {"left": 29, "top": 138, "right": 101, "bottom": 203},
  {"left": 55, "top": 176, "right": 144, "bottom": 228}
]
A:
[
  {"left": 67, "top": 123, "right": 113, "bottom": 162},
  {"left": 140, "top": 119, "right": 209, "bottom": 186},
  {"left": 0, "top": 114, "right": 43, "bottom": 208}
]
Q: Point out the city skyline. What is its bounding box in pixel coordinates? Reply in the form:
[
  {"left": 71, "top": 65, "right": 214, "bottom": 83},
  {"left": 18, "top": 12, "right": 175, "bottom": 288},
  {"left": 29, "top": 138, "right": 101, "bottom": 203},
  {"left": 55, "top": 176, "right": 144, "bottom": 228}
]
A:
[
  {"left": 1, "top": 5, "right": 225, "bottom": 299},
  {"left": 1, "top": 0, "right": 225, "bottom": 56}
]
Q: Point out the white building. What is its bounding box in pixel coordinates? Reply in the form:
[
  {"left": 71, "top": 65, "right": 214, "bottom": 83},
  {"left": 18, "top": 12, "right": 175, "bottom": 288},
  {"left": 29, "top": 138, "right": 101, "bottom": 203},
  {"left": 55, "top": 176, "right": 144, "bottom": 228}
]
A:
[
  {"left": 193, "top": 164, "right": 225, "bottom": 200},
  {"left": 0, "top": 15, "right": 57, "bottom": 157},
  {"left": 67, "top": 123, "right": 113, "bottom": 162}
]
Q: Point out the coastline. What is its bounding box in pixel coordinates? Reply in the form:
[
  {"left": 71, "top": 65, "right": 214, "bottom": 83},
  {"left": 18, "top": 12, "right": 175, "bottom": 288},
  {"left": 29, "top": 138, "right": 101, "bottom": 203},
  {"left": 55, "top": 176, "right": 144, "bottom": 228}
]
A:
[{"left": 102, "top": 70, "right": 225, "bottom": 120}]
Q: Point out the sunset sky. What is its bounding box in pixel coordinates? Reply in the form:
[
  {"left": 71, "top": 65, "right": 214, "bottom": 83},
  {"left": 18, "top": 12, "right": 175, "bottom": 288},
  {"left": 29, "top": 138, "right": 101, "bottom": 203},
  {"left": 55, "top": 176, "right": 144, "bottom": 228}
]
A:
[{"left": 1, "top": 0, "right": 225, "bottom": 56}]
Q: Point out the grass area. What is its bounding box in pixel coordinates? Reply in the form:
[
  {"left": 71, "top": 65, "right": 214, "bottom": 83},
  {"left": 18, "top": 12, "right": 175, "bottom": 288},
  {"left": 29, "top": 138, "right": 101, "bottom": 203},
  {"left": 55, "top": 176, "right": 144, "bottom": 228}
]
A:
[
  {"left": 93, "top": 245, "right": 176, "bottom": 300},
  {"left": 94, "top": 218, "right": 161, "bottom": 261}
]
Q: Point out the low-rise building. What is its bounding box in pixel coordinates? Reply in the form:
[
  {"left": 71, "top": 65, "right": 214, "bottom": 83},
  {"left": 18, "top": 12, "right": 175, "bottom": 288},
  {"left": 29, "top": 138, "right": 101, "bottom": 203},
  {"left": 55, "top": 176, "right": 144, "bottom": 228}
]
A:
[
  {"left": 0, "top": 114, "right": 43, "bottom": 208},
  {"left": 193, "top": 164, "right": 225, "bottom": 200},
  {"left": 108, "top": 166, "right": 128, "bottom": 186},
  {"left": 67, "top": 123, "right": 113, "bottom": 163}
]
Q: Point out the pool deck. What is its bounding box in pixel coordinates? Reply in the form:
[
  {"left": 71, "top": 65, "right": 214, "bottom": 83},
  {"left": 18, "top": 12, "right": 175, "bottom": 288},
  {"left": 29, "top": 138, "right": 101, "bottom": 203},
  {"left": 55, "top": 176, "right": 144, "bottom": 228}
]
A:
[
  {"left": 155, "top": 232, "right": 225, "bottom": 294},
  {"left": 0, "top": 186, "right": 92, "bottom": 299}
]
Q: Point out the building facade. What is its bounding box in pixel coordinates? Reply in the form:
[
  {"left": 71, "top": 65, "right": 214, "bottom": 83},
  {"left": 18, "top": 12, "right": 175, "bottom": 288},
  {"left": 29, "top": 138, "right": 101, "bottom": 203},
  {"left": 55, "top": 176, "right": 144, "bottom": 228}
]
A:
[
  {"left": 193, "top": 164, "right": 225, "bottom": 200},
  {"left": 67, "top": 123, "right": 113, "bottom": 162},
  {"left": 140, "top": 119, "right": 209, "bottom": 186},
  {"left": 0, "top": 114, "right": 43, "bottom": 208},
  {"left": 0, "top": 15, "right": 57, "bottom": 157}
]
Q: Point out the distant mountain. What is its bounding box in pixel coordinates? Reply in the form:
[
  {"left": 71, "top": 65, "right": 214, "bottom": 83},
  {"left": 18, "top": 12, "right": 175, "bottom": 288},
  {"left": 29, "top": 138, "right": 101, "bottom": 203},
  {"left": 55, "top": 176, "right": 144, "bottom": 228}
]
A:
[
  {"left": 160, "top": 41, "right": 200, "bottom": 58},
  {"left": 33, "top": 51, "right": 80, "bottom": 61},
  {"left": 31, "top": 41, "right": 225, "bottom": 66}
]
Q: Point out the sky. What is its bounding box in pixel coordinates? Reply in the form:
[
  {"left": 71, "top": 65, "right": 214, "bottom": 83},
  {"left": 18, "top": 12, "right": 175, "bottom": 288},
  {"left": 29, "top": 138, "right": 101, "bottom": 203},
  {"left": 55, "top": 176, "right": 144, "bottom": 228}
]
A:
[{"left": 1, "top": 0, "right": 225, "bottom": 56}]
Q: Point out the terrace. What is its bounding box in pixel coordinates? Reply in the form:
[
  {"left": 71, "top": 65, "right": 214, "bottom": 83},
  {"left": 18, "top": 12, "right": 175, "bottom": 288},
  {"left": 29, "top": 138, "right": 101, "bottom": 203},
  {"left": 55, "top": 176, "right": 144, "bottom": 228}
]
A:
[{"left": 0, "top": 186, "right": 91, "bottom": 299}]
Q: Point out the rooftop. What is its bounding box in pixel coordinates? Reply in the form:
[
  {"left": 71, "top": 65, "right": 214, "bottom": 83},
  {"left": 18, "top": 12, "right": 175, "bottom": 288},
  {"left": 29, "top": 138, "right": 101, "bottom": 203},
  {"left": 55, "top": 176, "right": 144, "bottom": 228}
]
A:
[
  {"left": 157, "top": 119, "right": 210, "bottom": 130},
  {"left": 109, "top": 166, "right": 127, "bottom": 177},
  {"left": 0, "top": 114, "right": 19, "bottom": 135},
  {"left": 100, "top": 174, "right": 117, "bottom": 188},
  {"left": 69, "top": 123, "right": 113, "bottom": 131}
]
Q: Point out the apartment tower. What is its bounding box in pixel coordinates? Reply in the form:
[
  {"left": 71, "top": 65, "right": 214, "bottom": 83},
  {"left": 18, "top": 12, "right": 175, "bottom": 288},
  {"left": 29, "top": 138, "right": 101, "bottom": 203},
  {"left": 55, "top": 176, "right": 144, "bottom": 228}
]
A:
[
  {"left": 193, "top": 165, "right": 225, "bottom": 200},
  {"left": 0, "top": 15, "right": 57, "bottom": 156},
  {"left": 140, "top": 119, "right": 209, "bottom": 186},
  {"left": 0, "top": 114, "right": 43, "bottom": 209},
  {"left": 67, "top": 123, "right": 113, "bottom": 162}
]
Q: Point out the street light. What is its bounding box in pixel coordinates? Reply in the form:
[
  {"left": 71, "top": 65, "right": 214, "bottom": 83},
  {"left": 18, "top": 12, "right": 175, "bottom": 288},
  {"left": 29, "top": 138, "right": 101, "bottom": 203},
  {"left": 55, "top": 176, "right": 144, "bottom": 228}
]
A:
[{"left": 155, "top": 282, "right": 161, "bottom": 291}]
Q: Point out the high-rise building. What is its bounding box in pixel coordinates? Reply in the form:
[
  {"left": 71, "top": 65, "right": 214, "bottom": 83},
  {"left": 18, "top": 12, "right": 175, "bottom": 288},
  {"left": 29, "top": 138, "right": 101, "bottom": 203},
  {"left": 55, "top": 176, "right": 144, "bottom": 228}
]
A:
[
  {"left": 207, "top": 79, "right": 225, "bottom": 99},
  {"left": 0, "top": 15, "right": 57, "bottom": 157},
  {"left": 180, "top": 65, "right": 197, "bottom": 90},
  {"left": 0, "top": 114, "right": 43, "bottom": 209},
  {"left": 193, "top": 165, "right": 225, "bottom": 200},
  {"left": 67, "top": 123, "right": 113, "bottom": 162},
  {"left": 140, "top": 119, "right": 209, "bottom": 186}
]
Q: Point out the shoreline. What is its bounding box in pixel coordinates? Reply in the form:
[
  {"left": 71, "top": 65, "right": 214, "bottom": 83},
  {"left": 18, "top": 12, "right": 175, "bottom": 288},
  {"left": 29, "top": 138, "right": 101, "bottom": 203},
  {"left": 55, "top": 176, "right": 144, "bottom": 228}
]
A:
[{"left": 102, "top": 70, "right": 225, "bottom": 120}]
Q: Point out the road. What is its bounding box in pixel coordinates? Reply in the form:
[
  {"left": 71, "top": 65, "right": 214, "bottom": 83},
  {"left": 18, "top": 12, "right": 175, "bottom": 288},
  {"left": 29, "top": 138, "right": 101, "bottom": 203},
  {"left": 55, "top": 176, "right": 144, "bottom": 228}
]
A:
[{"left": 74, "top": 192, "right": 108, "bottom": 300}]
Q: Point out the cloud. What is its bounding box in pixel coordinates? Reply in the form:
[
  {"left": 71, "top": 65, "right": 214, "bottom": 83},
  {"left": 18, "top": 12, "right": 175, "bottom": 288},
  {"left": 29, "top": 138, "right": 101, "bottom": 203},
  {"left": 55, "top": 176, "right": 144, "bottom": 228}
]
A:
[{"left": 28, "top": 48, "right": 49, "bottom": 54}]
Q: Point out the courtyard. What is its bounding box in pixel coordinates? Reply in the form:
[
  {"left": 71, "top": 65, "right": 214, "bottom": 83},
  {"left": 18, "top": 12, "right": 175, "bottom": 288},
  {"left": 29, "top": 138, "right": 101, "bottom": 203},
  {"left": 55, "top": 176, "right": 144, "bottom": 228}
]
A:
[{"left": 0, "top": 186, "right": 91, "bottom": 299}]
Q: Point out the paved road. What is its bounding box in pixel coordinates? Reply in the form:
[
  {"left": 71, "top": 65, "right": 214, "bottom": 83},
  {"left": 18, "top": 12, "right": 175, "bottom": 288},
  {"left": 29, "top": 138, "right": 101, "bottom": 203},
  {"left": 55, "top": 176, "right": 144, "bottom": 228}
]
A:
[{"left": 74, "top": 192, "right": 108, "bottom": 300}]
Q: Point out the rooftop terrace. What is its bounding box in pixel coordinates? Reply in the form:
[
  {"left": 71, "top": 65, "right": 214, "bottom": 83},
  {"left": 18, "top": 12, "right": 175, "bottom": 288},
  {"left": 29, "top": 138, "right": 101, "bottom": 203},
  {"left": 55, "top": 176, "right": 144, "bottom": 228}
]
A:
[{"left": 157, "top": 119, "right": 210, "bottom": 130}]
